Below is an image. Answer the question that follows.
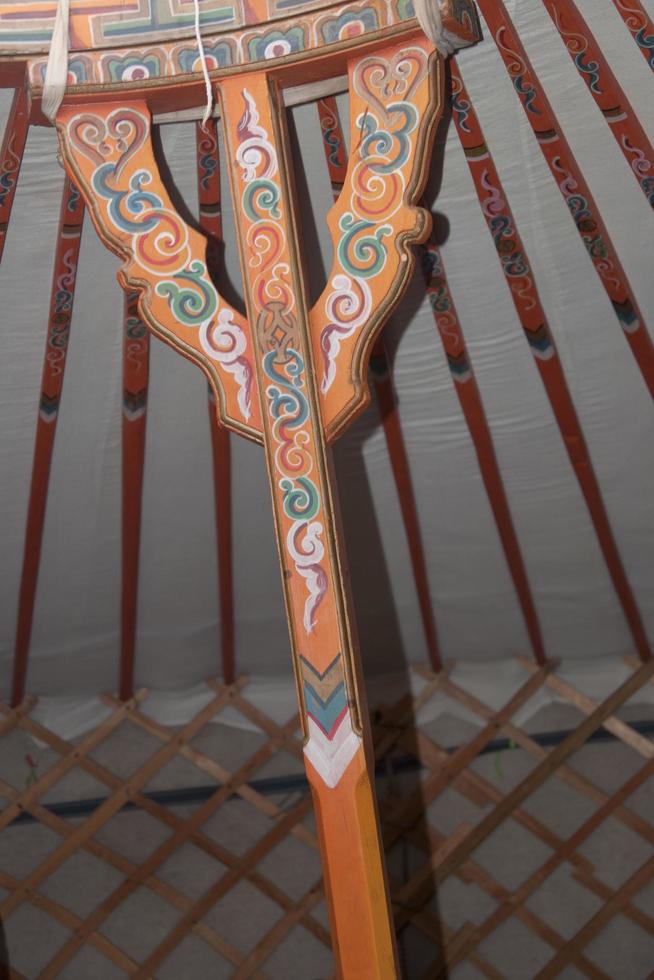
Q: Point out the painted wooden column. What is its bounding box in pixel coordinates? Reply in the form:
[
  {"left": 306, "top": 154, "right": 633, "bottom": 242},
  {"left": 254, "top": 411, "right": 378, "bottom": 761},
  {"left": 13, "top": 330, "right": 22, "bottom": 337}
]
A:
[
  {"left": 216, "top": 40, "right": 446, "bottom": 975},
  {"left": 54, "top": 21, "right": 472, "bottom": 974}
]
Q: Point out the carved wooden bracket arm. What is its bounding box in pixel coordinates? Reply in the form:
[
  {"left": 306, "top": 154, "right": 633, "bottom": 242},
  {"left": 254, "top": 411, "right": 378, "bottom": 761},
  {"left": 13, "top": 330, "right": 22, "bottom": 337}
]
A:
[
  {"left": 310, "top": 37, "right": 445, "bottom": 438},
  {"left": 57, "top": 31, "right": 456, "bottom": 442},
  {"left": 57, "top": 102, "right": 264, "bottom": 440}
]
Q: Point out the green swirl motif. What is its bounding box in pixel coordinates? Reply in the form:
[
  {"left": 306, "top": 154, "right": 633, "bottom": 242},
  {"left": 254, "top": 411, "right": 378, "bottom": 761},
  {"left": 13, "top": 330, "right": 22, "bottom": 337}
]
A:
[
  {"left": 337, "top": 214, "right": 390, "bottom": 278},
  {"left": 156, "top": 259, "right": 217, "bottom": 324},
  {"left": 359, "top": 103, "right": 417, "bottom": 175},
  {"left": 243, "top": 178, "right": 280, "bottom": 221},
  {"left": 280, "top": 475, "right": 320, "bottom": 521}
]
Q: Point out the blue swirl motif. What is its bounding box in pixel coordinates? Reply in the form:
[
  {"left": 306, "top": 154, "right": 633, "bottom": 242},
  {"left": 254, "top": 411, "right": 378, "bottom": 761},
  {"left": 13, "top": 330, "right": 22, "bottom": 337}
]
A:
[
  {"left": 338, "top": 214, "right": 391, "bottom": 278},
  {"left": 0, "top": 134, "right": 21, "bottom": 207},
  {"left": 199, "top": 152, "right": 217, "bottom": 191},
  {"left": 514, "top": 73, "right": 541, "bottom": 115},
  {"left": 489, "top": 215, "right": 528, "bottom": 277},
  {"left": 359, "top": 103, "right": 417, "bottom": 174},
  {"left": 67, "top": 183, "right": 81, "bottom": 212},
  {"left": 125, "top": 315, "right": 146, "bottom": 340},
  {"left": 265, "top": 350, "right": 309, "bottom": 431},
  {"left": 564, "top": 192, "right": 606, "bottom": 259},
  {"left": 321, "top": 121, "right": 342, "bottom": 168},
  {"left": 93, "top": 164, "right": 161, "bottom": 233},
  {"left": 263, "top": 349, "right": 319, "bottom": 523},
  {"left": 0, "top": 169, "right": 16, "bottom": 206},
  {"left": 156, "top": 260, "right": 217, "bottom": 324},
  {"left": 421, "top": 247, "right": 451, "bottom": 313},
  {"left": 451, "top": 91, "right": 472, "bottom": 134},
  {"left": 575, "top": 52, "right": 602, "bottom": 94},
  {"left": 54, "top": 287, "right": 73, "bottom": 315},
  {"left": 635, "top": 27, "right": 654, "bottom": 69},
  {"left": 0, "top": 173, "right": 13, "bottom": 206}
]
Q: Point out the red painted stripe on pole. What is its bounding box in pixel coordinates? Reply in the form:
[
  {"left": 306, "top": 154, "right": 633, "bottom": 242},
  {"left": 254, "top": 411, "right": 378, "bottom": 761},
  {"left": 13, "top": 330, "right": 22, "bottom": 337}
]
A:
[
  {"left": 476, "top": 0, "right": 654, "bottom": 398},
  {"left": 120, "top": 290, "right": 150, "bottom": 701},
  {"left": 609, "top": 0, "right": 654, "bottom": 70},
  {"left": 11, "top": 180, "right": 85, "bottom": 706},
  {"left": 196, "top": 119, "right": 235, "bottom": 685},
  {"left": 451, "top": 61, "right": 650, "bottom": 662},
  {"left": 421, "top": 237, "right": 547, "bottom": 666},
  {"left": 0, "top": 88, "right": 29, "bottom": 266},
  {"left": 542, "top": 0, "right": 654, "bottom": 206}
]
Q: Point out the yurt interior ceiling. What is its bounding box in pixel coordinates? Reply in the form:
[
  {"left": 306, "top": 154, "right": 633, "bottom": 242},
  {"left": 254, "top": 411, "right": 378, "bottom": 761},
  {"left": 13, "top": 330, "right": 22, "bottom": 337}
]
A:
[{"left": 0, "top": 0, "right": 653, "bottom": 977}]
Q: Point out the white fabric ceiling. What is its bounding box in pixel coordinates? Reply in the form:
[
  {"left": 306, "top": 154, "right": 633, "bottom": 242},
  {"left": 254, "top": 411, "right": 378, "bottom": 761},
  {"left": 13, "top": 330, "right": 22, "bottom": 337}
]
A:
[{"left": 1, "top": 0, "right": 653, "bottom": 700}]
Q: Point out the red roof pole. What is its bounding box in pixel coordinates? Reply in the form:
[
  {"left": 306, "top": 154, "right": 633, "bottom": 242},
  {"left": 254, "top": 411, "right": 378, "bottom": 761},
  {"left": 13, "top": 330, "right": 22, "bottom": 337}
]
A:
[
  {"left": 119, "top": 289, "right": 150, "bottom": 700},
  {"left": 195, "top": 120, "right": 235, "bottom": 685},
  {"left": 0, "top": 87, "right": 29, "bottom": 266},
  {"left": 541, "top": 0, "right": 654, "bottom": 207},
  {"left": 11, "top": 180, "right": 85, "bottom": 705},
  {"left": 422, "top": 233, "right": 547, "bottom": 665},
  {"left": 316, "top": 96, "right": 443, "bottom": 672},
  {"left": 451, "top": 60, "right": 650, "bottom": 663},
  {"left": 476, "top": 0, "right": 654, "bottom": 399},
  {"left": 609, "top": 0, "right": 654, "bottom": 71}
]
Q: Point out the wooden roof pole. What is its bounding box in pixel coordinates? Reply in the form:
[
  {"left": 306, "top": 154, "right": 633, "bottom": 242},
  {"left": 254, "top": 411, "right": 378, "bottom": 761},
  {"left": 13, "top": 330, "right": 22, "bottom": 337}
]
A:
[
  {"left": 0, "top": 88, "right": 30, "bottom": 259},
  {"left": 477, "top": 0, "right": 654, "bottom": 399},
  {"left": 608, "top": 0, "right": 654, "bottom": 70},
  {"left": 0, "top": 87, "right": 28, "bottom": 266},
  {"left": 450, "top": 61, "right": 651, "bottom": 664},
  {"left": 11, "top": 179, "right": 85, "bottom": 707},
  {"left": 119, "top": 289, "right": 150, "bottom": 701},
  {"left": 541, "top": 0, "right": 654, "bottom": 208},
  {"left": 195, "top": 119, "right": 236, "bottom": 685}
]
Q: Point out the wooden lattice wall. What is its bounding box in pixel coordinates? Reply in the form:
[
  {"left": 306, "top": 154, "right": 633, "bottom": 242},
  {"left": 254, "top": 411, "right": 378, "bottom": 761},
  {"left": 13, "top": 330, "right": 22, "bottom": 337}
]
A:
[{"left": 0, "top": 657, "right": 652, "bottom": 978}]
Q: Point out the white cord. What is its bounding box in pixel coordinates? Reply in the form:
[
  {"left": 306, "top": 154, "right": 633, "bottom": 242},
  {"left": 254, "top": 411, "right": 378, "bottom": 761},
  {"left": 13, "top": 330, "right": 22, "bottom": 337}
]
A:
[
  {"left": 194, "top": 0, "right": 214, "bottom": 130},
  {"left": 42, "top": 0, "right": 71, "bottom": 123}
]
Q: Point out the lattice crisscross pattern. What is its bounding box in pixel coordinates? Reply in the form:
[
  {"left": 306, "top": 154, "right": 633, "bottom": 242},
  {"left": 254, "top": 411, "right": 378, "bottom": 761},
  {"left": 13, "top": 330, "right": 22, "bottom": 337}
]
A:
[{"left": 0, "top": 660, "right": 652, "bottom": 977}]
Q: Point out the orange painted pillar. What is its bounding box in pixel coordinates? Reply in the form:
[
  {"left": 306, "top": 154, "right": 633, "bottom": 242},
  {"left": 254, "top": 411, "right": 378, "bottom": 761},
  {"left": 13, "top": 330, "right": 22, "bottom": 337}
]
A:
[{"left": 218, "top": 71, "right": 399, "bottom": 978}]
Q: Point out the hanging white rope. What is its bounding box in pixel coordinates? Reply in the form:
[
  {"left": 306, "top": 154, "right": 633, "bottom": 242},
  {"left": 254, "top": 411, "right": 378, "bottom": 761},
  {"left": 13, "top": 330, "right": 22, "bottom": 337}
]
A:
[
  {"left": 194, "top": 0, "right": 214, "bottom": 130},
  {"left": 42, "top": 0, "right": 71, "bottom": 124},
  {"left": 414, "top": 0, "right": 460, "bottom": 56}
]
